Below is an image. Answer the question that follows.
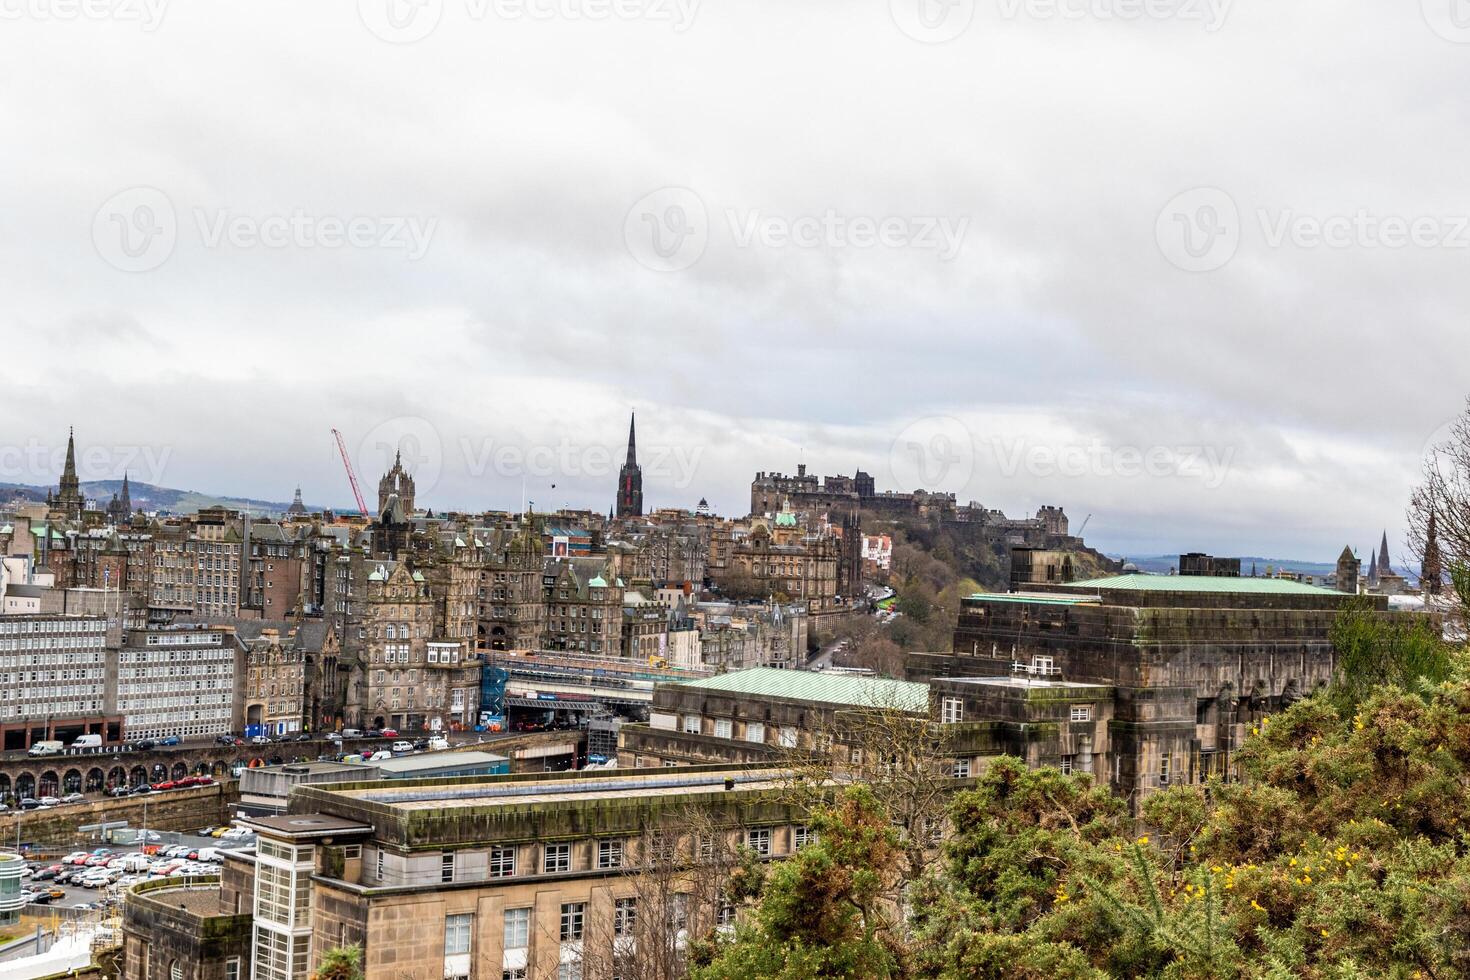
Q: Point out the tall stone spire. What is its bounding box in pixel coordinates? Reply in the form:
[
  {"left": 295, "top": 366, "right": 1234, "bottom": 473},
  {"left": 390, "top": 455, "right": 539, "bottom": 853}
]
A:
[
  {"left": 615, "top": 411, "right": 643, "bottom": 518},
  {"left": 1367, "top": 548, "right": 1378, "bottom": 583},
  {"left": 1422, "top": 511, "right": 1444, "bottom": 596},
  {"left": 53, "top": 426, "right": 84, "bottom": 520},
  {"left": 1378, "top": 531, "right": 1392, "bottom": 578},
  {"left": 119, "top": 472, "right": 131, "bottom": 514}
]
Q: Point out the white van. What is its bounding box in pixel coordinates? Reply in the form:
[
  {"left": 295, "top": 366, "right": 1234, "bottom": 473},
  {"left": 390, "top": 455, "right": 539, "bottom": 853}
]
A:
[
  {"left": 28, "top": 740, "right": 64, "bottom": 757},
  {"left": 71, "top": 734, "right": 102, "bottom": 749}
]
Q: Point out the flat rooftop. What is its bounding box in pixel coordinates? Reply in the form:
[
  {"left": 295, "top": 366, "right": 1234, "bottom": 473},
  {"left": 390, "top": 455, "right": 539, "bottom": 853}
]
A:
[
  {"left": 1065, "top": 574, "right": 1338, "bottom": 595},
  {"left": 671, "top": 667, "right": 928, "bottom": 712},
  {"left": 340, "top": 768, "right": 796, "bottom": 811}
]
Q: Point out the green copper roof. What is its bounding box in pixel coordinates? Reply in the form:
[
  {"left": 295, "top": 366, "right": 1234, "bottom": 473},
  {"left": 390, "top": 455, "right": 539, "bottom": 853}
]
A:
[
  {"left": 774, "top": 512, "right": 797, "bottom": 527},
  {"left": 677, "top": 667, "right": 928, "bottom": 712},
  {"left": 1066, "top": 574, "right": 1338, "bottom": 595},
  {"left": 967, "top": 593, "right": 1095, "bottom": 606}
]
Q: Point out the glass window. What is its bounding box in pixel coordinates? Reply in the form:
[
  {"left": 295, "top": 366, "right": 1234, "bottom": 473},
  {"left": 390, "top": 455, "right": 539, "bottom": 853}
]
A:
[
  {"left": 444, "top": 913, "right": 473, "bottom": 955},
  {"left": 489, "top": 845, "right": 516, "bottom": 878},
  {"left": 952, "top": 759, "right": 972, "bottom": 778},
  {"left": 744, "top": 722, "right": 765, "bottom": 743},
  {"left": 597, "top": 839, "right": 623, "bottom": 869},
  {"left": 714, "top": 718, "right": 732, "bottom": 739},
  {"left": 614, "top": 896, "right": 637, "bottom": 936},
  {"left": 503, "top": 907, "right": 530, "bottom": 949},
  {"left": 941, "top": 697, "right": 963, "bottom": 724},
  {"left": 560, "top": 902, "right": 585, "bottom": 941},
  {"left": 544, "top": 843, "right": 571, "bottom": 873},
  {"left": 441, "top": 853, "right": 455, "bottom": 883},
  {"left": 746, "top": 828, "right": 771, "bottom": 857},
  {"left": 1070, "top": 704, "right": 1092, "bottom": 722}
]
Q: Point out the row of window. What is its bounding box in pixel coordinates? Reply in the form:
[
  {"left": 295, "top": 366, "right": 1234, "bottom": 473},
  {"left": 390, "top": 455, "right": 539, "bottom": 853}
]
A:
[
  {"left": 940, "top": 697, "right": 1092, "bottom": 724},
  {"left": 0, "top": 620, "right": 105, "bottom": 635}
]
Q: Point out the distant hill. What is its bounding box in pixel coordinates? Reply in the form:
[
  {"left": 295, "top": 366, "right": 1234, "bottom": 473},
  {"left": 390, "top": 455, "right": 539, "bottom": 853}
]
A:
[
  {"left": 1116, "top": 554, "right": 1338, "bottom": 578},
  {"left": 0, "top": 480, "right": 321, "bottom": 518}
]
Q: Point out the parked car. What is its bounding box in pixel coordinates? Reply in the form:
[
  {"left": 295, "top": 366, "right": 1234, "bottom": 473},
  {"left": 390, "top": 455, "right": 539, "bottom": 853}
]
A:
[
  {"left": 108, "top": 786, "right": 129, "bottom": 798},
  {"left": 129, "top": 784, "right": 153, "bottom": 795},
  {"left": 38, "top": 796, "right": 60, "bottom": 807},
  {"left": 18, "top": 798, "right": 40, "bottom": 810},
  {"left": 133, "top": 739, "right": 156, "bottom": 751},
  {"left": 391, "top": 740, "right": 415, "bottom": 754},
  {"left": 61, "top": 792, "right": 85, "bottom": 805},
  {"left": 367, "top": 750, "right": 393, "bottom": 762},
  {"left": 151, "top": 780, "right": 176, "bottom": 792},
  {"left": 326, "top": 732, "right": 343, "bottom": 743},
  {"left": 33, "top": 865, "right": 62, "bottom": 881},
  {"left": 380, "top": 729, "right": 399, "bottom": 738},
  {"left": 341, "top": 728, "right": 362, "bottom": 739},
  {"left": 158, "top": 736, "right": 182, "bottom": 746},
  {"left": 427, "top": 736, "right": 450, "bottom": 752}
]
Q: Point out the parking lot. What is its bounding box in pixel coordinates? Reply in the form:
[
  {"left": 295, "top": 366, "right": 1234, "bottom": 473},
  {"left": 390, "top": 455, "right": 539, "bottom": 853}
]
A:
[{"left": 19, "top": 826, "right": 255, "bottom": 913}]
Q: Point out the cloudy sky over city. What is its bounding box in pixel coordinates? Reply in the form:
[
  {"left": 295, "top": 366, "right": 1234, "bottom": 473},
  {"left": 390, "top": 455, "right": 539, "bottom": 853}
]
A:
[{"left": 4, "top": 0, "right": 1469, "bottom": 562}]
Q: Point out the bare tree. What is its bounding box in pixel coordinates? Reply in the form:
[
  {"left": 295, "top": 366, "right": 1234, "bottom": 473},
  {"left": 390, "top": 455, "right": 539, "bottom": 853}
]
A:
[
  {"left": 555, "top": 806, "right": 752, "bottom": 980},
  {"left": 773, "top": 699, "right": 958, "bottom": 887},
  {"left": 1409, "top": 396, "right": 1470, "bottom": 572}
]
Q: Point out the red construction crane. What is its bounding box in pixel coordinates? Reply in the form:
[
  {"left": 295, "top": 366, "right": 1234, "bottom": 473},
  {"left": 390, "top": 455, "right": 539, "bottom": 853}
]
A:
[{"left": 331, "top": 428, "right": 371, "bottom": 517}]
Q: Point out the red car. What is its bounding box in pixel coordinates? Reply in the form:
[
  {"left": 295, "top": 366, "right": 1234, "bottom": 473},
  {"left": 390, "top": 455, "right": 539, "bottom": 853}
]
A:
[
  {"left": 151, "top": 780, "right": 176, "bottom": 792},
  {"left": 380, "top": 729, "right": 399, "bottom": 738}
]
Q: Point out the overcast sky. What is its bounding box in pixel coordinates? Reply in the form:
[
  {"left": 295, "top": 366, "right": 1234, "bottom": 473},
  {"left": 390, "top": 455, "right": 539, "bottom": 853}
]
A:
[{"left": 3, "top": 0, "right": 1468, "bottom": 564}]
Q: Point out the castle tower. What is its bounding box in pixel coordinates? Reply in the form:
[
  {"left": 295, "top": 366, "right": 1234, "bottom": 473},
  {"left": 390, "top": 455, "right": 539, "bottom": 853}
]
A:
[
  {"left": 377, "top": 450, "right": 416, "bottom": 516},
  {"left": 1335, "top": 545, "right": 1360, "bottom": 594},
  {"left": 615, "top": 412, "right": 643, "bottom": 518}
]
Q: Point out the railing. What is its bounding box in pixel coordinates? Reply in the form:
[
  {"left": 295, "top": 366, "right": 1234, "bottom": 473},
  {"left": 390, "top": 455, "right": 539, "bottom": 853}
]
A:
[{"left": 1009, "top": 662, "right": 1063, "bottom": 677}]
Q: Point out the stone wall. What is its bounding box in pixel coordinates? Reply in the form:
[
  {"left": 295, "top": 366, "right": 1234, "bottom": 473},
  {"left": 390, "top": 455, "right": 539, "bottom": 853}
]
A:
[{"left": 0, "top": 784, "right": 238, "bottom": 848}]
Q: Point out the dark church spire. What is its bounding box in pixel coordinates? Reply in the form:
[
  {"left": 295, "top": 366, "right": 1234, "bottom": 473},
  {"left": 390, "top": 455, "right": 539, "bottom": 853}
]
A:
[
  {"left": 615, "top": 411, "right": 643, "bottom": 518},
  {"left": 1378, "top": 531, "right": 1392, "bottom": 578},
  {"left": 53, "top": 426, "right": 84, "bottom": 520}
]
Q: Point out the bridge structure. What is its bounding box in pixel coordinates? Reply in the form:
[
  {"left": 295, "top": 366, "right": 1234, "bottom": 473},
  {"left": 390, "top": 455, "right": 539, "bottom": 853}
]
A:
[
  {"left": 493, "top": 653, "right": 712, "bottom": 720},
  {"left": 0, "top": 730, "right": 567, "bottom": 803}
]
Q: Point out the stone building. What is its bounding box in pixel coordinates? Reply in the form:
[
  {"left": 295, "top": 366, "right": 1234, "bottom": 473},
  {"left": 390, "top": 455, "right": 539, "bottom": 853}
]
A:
[
  {"left": 541, "top": 556, "right": 624, "bottom": 656},
  {"left": 377, "top": 450, "right": 416, "bottom": 516},
  {"left": 240, "top": 626, "right": 306, "bottom": 737},
  {"left": 913, "top": 573, "right": 1385, "bottom": 806},
  {"left": 129, "top": 765, "right": 816, "bottom": 980},
  {"left": 706, "top": 511, "right": 843, "bottom": 614},
  {"left": 121, "top": 875, "right": 251, "bottom": 980},
  {"left": 620, "top": 667, "right": 929, "bottom": 768}
]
